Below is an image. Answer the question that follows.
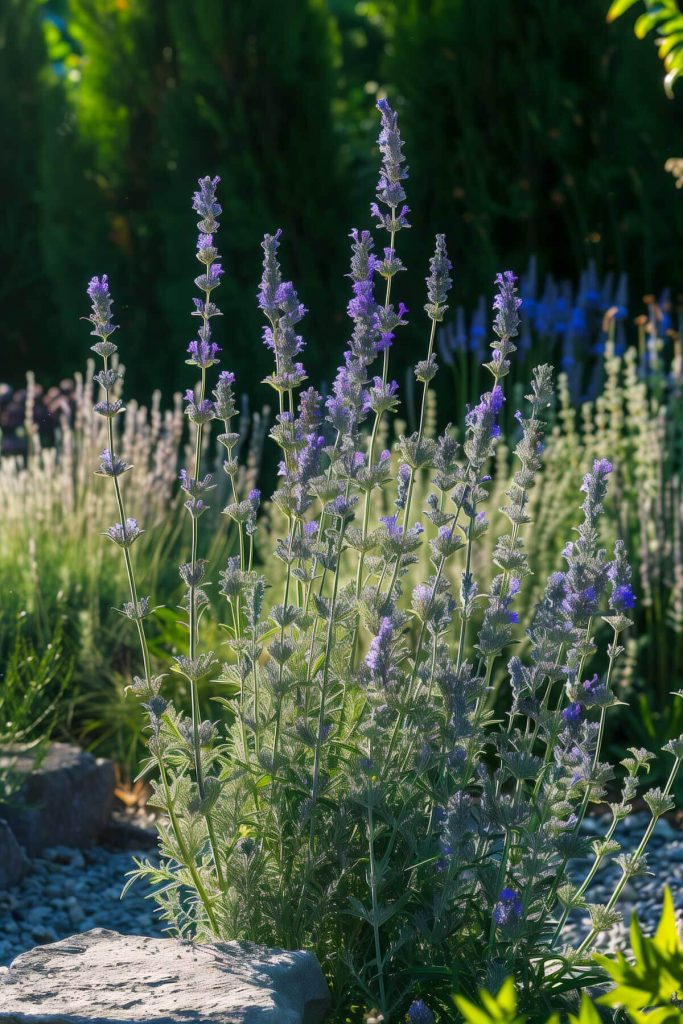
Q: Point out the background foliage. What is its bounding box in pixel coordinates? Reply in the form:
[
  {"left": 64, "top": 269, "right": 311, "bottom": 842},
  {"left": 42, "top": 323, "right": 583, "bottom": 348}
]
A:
[{"left": 2, "top": 0, "right": 683, "bottom": 399}]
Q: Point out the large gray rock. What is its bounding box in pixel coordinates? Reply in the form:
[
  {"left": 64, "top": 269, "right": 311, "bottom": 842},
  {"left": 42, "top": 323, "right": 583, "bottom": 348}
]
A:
[
  {"left": 0, "top": 819, "right": 28, "bottom": 890},
  {"left": 0, "top": 744, "right": 114, "bottom": 856},
  {"left": 0, "top": 928, "right": 331, "bottom": 1023}
]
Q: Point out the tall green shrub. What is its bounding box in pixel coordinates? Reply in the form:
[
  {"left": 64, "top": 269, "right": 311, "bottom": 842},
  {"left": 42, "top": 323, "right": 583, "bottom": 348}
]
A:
[
  {"left": 383, "top": 0, "right": 683, "bottom": 322},
  {"left": 40, "top": 0, "right": 348, "bottom": 395},
  {"left": 0, "top": 0, "right": 60, "bottom": 383}
]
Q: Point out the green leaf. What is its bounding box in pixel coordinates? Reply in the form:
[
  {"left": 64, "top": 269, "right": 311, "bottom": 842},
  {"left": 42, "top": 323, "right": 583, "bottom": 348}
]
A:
[
  {"left": 635, "top": 11, "right": 662, "bottom": 38},
  {"left": 568, "top": 996, "right": 602, "bottom": 1024},
  {"left": 607, "top": 0, "right": 641, "bottom": 22},
  {"left": 654, "top": 887, "right": 682, "bottom": 957},
  {"left": 455, "top": 978, "right": 524, "bottom": 1024},
  {"left": 597, "top": 888, "right": 683, "bottom": 1013},
  {"left": 658, "top": 32, "right": 683, "bottom": 59}
]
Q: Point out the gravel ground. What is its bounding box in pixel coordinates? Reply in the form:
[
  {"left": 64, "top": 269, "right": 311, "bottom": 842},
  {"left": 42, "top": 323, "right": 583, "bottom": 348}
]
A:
[
  {"left": 0, "top": 844, "right": 164, "bottom": 967},
  {"left": 1, "top": 811, "right": 682, "bottom": 967},
  {"left": 563, "top": 811, "right": 683, "bottom": 952}
]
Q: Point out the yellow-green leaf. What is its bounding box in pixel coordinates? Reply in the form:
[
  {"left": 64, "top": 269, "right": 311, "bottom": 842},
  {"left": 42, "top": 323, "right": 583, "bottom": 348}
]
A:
[
  {"left": 607, "top": 0, "right": 640, "bottom": 21},
  {"left": 655, "top": 887, "right": 683, "bottom": 956}
]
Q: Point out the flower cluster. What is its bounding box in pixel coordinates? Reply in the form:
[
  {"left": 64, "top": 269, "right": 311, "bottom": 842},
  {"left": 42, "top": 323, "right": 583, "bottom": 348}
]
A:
[{"left": 371, "top": 97, "right": 410, "bottom": 234}]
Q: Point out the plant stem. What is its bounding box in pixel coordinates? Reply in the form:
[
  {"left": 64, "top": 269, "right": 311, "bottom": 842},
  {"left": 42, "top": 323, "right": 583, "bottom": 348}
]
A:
[
  {"left": 100, "top": 360, "right": 220, "bottom": 928},
  {"left": 576, "top": 755, "right": 682, "bottom": 957}
]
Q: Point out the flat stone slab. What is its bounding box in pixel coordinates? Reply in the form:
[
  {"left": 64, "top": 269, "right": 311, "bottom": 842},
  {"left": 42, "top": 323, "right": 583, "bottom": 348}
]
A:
[
  {"left": 0, "top": 744, "right": 114, "bottom": 856},
  {"left": 0, "top": 928, "right": 331, "bottom": 1024}
]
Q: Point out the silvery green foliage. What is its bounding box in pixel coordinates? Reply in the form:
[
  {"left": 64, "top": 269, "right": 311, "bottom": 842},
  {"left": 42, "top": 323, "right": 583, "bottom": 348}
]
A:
[{"left": 85, "top": 101, "right": 683, "bottom": 1023}]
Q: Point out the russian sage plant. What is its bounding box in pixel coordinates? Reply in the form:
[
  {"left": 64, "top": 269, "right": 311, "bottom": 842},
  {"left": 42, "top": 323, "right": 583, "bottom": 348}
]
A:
[{"left": 85, "top": 100, "right": 682, "bottom": 1023}]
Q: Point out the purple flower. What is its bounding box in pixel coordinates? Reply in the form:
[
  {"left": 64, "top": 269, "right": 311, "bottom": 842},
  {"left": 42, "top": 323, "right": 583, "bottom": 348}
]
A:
[
  {"left": 178, "top": 471, "right": 215, "bottom": 498},
  {"left": 493, "top": 271, "right": 522, "bottom": 341},
  {"left": 593, "top": 458, "right": 613, "bottom": 476},
  {"left": 245, "top": 489, "right": 261, "bottom": 536},
  {"left": 187, "top": 338, "right": 220, "bottom": 368},
  {"left": 348, "top": 228, "right": 378, "bottom": 281},
  {"left": 258, "top": 230, "right": 283, "bottom": 317},
  {"left": 213, "top": 370, "right": 237, "bottom": 421},
  {"left": 259, "top": 232, "right": 308, "bottom": 390},
  {"left": 493, "top": 887, "right": 523, "bottom": 927},
  {"left": 606, "top": 538, "right": 635, "bottom": 613},
  {"left": 372, "top": 97, "right": 410, "bottom": 233},
  {"left": 562, "top": 585, "right": 599, "bottom": 623},
  {"left": 612, "top": 583, "right": 636, "bottom": 611},
  {"left": 396, "top": 463, "right": 411, "bottom": 510},
  {"left": 364, "top": 377, "right": 399, "bottom": 414},
  {"left": 96, "top": 448, "right": 130, "bottom": 477},
  {"left": 407, "top": 1000, "right": 434, "bottom": 1024},
  {"left": 411, "top": 582, "right": 437, "bottom": 621},
  {"left": 298, "top": 387, "right": 323, "bottom": 430},
  {"left": 424, "top": 234, "right": 452, "bottom": 323},
  {"left": 346, "top": 239, "right": 381, "bottom": 365},
  {"left": 192, "top": 175, "right": 222, "bottom": 233},
  {"left": 465, "top": 384, "right": 505, "bottom": 439},
  {"left": 562, "top": 703, "right": 582, "bottom": 725},
  {"left": 380, "top": 514, "right": 402, "bottom": 541},
  {"left": 378, "top": 246, "right": 404, "bottom": 279},
  {"left": 547, "top": 573, "right": 568, "bottom": 604},
  {"left": 296, "top": 433, "right": 325, "bottom": 487},
  {"left": 195, "top": 262, "right": 224, "bottom": 293},
  {"left": 184, "top": 391, "right": 215, "bottom": 425},
  {"left": 276, "top": 281, "right": 307, "bottom": 328},
  {"left": 87, "top": 275, "right": 119, "bottom": 344},
  {"left": 326, "top": 392, "right": 354, "bottom": 435},
  {"left": 330, "top": 494, "right": 356, "bottom": 519},
  {"left": 365, "top": 617, "right": 395, "bottom": 686},
  {"left": 377, "top": 301, "right": 409, "bottom": 351},
  {"left": 583, "top": 673, "right": 600, "bottom": 695},
  {"left": 105, "top": 518, "right": 142, "bottom": 548}
]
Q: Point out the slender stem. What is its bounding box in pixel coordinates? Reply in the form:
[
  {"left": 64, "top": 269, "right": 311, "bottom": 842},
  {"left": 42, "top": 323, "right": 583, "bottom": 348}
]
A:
[
  {"left": 159, "top": 759, "right": 219, "bottom": 933},
  {"left": 540, "top": 627, "right": 621, "bottom": 942},
  {"left": 551, "top": 810, "right": 619, "bottom": 947},
  {"left": 98, "top": 360, "right": 219, "bottom": 930},
  {"left": 401, "top": 317, "right": 437, "bottom": 530},
  {"left": 310, "top": 522, "right": 347, "bottom": 822},
  {"left": 367, "top": 792, "right": 387, "bottom": 1015},
  {"left": 185, "top": 311, "right": 225, "bottom": 893},
  {"left": 272, "top": 514, "right": 296, "bottom": 777},
  {"left": 350, "top": 219, "right": 397, "bottom": 667},
  {"left": 576, "top": 756, "right": 682, "bottom": 956}
]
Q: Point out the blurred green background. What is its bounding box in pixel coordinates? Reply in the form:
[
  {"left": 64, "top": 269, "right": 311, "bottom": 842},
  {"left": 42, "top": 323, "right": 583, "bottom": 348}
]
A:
[{"left": 3, "top": 0, "right": 683, "bottom": 399}]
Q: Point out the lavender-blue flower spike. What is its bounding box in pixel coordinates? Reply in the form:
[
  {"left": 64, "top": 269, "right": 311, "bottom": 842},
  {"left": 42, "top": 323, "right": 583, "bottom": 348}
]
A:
[
  {"left": 372, "top": 97, "right": 409, "bottom": 383},
  {"left": 258, "top": 230, "right": 307, "bottom": 413},
  {"left": 350, "top": 101, "right": 411, "bottom": 644},
  {"left": 86, "top": 276, "right": 220, "bottom": 932},
  {"left": 484, "top": 270, "right": 521, "bottom": 382},
  {"left": 180, "top": 175, "right": 227, "bottom": 894},
  {"left": 400, "top": 235, "right": 453, "bottom": 531}
]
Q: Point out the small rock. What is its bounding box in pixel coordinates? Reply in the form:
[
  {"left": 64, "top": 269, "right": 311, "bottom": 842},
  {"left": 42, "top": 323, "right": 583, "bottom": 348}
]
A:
[
  {"left": 0, "top": 744, "right": 114, "bottom": 856},
  {"left": 0, "top": 820, "right": 28, "bottom": 890}
]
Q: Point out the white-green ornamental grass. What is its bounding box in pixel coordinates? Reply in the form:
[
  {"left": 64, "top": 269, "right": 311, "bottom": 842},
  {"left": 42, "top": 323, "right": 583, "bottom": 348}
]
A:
[{"left": 84, "top": 101, "right": 683, "bottom": 1024}]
